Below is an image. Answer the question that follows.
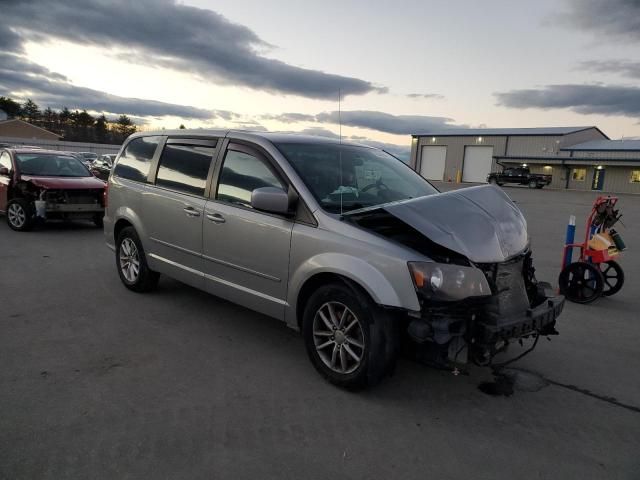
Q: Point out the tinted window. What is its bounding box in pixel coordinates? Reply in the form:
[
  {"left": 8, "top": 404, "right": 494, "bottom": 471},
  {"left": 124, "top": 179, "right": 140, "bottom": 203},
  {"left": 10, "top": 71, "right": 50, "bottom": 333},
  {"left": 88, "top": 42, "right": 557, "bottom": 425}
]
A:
[
  {"left": 155, "top": 143, "right": 215, "bottom": 196},
  {"left": 0, "top": 152, "right": 11, "bottom": 171},
  {"left": 216, "top": 150, "right": 284, "bottom": 208},
  {"left": 113, "top": 136, "right": 160, "bottom": 182}
]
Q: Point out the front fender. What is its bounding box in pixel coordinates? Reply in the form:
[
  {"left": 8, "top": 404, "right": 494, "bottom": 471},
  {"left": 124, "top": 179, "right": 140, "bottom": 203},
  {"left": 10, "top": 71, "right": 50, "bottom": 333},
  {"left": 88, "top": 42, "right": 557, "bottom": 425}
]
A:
[{"left": 287, "top": 252, "right": 417, "bottom": 328}]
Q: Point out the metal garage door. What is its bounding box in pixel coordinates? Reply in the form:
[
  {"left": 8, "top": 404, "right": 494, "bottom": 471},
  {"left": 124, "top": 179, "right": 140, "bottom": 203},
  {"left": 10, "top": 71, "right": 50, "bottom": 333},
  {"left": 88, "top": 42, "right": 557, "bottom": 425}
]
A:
[
  {"left": 462, "top": 146, "right": 493, "bottom": 183},
  {"left": 419, "top": 146, "right": 447, "bottom": 181}
]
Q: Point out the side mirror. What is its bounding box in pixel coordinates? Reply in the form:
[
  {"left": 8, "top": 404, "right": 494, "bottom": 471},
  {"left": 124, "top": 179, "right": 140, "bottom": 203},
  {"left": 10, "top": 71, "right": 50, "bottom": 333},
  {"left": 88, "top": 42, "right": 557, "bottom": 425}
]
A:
[
  {"left": 251, "top": 187, "right": 292, "bottom": 215},
  {"left": 0, "top": 166, "right": 9, "bottom": 176}
]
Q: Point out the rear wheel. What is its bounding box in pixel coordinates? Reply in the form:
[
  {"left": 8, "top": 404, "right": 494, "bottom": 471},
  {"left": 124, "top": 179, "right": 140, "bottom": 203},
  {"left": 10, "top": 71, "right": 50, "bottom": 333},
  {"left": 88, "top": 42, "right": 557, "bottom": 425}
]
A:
[
  {"left": 116, "top": 226, "right": 159, "bottom": 292},
  {"left": 93, "top": 213, "right": 104, "bottom": 228},
  {"left": 558, "top": 261, "right": 604, "bottom": 303},
  {"left": 599, "top": 260, "right": 624, "bottom": 296},
  {"left": 488, "top": 178, "right": 498, "bottom": 185},
  {"left": 528, "top": 179, "right": 538, "bottom": 189},
  {"left": 302, "top": 281, "right": 398, "bottom": 390},
  {"left": 6, "top": 199, "right": 34, "bottom": 232}
]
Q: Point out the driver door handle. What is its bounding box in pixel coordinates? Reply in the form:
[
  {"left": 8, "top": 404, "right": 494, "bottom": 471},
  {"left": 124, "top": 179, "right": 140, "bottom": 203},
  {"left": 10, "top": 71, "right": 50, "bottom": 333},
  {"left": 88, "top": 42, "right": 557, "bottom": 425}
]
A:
[{"left": 206, "top": 213, "right": 226, "bottom": 224}]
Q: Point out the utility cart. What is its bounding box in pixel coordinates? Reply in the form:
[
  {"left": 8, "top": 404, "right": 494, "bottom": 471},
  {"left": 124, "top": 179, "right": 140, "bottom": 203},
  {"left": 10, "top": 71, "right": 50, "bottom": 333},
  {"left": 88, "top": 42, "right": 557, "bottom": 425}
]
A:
[{"left": 558, "top": 196, "right": 626, "bottom": 303}]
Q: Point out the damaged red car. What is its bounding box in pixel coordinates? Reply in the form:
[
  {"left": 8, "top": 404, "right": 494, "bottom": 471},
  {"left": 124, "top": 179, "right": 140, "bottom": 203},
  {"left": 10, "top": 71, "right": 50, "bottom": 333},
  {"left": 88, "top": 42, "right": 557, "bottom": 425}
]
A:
[{"left": 0, "top": 148, "right": 106, "bottom": 231}]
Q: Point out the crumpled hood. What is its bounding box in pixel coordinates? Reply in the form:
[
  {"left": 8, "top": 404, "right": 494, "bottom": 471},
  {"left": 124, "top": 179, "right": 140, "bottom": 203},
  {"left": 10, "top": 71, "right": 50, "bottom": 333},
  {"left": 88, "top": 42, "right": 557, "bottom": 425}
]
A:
[
  {"left": 383, "top": 185, "right": 529, "bottom": 263},
  {"left": 21, "top": 175, "right": 106, "bottom": 189}
]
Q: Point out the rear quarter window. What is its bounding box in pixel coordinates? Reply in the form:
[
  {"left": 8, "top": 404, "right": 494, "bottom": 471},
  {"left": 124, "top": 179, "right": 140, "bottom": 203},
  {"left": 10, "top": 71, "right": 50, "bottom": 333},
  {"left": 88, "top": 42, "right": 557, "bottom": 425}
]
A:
[{"left": 113, "top": 136, "right": 161, "bottom": 182}]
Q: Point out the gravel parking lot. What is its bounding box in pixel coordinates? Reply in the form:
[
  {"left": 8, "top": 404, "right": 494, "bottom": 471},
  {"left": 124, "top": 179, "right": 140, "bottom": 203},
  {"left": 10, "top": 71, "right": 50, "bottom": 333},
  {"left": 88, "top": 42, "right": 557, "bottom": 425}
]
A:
[{"left": 1, "top": 186, "right": 639, "bottom": 480}]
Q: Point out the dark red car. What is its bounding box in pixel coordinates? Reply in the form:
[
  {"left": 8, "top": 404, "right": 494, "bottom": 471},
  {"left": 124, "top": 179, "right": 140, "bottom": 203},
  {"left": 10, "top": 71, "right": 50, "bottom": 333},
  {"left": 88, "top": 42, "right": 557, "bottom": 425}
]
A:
[{"left": 0, "top": 148, "right": 106, "bottom": 231}]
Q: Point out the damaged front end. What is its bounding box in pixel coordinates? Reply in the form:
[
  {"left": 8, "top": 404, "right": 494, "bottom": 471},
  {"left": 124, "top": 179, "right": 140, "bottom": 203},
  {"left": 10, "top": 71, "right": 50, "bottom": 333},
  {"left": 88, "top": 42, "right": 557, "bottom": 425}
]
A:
[
  {"left": 347, "top": 185, "right": 564, "bottom": 369},
  {"left": 15, "top": 179, "right": 105, "bottom": 222}
]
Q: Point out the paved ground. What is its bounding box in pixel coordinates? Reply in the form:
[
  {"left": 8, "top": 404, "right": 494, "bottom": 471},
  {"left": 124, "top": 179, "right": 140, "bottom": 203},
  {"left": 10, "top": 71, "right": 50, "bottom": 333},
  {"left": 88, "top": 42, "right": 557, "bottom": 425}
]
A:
[{"left": 1, "top": 186, "right": 639, "bottom": 480}]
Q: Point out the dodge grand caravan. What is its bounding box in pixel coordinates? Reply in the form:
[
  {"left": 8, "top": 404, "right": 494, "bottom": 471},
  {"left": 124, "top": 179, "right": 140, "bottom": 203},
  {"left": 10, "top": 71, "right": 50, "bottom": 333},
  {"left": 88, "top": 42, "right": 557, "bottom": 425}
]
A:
[{"left": 105, "top": 130, "right": 564, "bottom": 389}]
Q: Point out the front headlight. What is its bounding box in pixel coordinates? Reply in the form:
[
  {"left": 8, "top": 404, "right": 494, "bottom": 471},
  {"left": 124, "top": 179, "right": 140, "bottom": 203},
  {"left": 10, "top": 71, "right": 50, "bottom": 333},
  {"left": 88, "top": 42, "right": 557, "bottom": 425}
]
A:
[{"left": 408, "top": 262, "right": 491, "bottom": 301}]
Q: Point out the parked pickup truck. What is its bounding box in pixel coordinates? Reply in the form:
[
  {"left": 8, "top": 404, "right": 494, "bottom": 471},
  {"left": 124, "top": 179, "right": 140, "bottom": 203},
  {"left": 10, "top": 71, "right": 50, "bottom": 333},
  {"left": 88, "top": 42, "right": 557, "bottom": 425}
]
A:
[{"left": 487, "top": 167, "right": 551, "bottom": 189}]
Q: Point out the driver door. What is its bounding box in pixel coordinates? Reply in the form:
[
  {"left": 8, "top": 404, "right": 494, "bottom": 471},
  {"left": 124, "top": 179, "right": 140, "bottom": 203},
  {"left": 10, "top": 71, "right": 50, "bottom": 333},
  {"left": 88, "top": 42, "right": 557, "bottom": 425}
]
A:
[{"left": 202, "top": 142, "right": 294, "bottom": 320}]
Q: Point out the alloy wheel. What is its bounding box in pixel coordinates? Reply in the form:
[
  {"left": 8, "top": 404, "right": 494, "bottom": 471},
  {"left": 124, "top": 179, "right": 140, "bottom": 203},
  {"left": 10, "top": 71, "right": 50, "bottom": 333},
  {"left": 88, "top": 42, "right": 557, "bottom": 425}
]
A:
[
  {"left": 312, "top": 301, "right": 365, "bottom": 374},
  {"left": 7, "top": 203, "right": 26, "bottom": 228},
  {"left": 119, "top": 238, "right": 140, "bottom": 283}
]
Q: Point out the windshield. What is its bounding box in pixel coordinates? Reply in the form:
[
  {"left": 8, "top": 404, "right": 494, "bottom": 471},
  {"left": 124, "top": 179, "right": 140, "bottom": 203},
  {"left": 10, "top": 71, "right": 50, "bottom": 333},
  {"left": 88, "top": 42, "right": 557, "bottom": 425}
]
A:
[
  {"left": 16, "top": 154, "right": 91, "bottom": 177},
  {"left": 276, "top": 143, "right": 438, "bottom": 213}
]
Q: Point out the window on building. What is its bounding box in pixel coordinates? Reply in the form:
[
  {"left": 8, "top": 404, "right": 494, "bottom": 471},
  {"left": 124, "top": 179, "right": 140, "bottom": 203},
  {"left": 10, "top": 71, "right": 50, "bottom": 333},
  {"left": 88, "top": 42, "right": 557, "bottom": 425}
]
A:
[
  {"left": 155, "top": 143, "right": 215, "bottom": 196},
  {"left": 572, "top": 168, "right": 587, "bottom": 182},
  {"left": 113, "top": 136, "right": 161, "bottom": 182},
  {"left": 216, "top": 150, "right": 284, "bottom": 208},
  {"left": 631, "top": 170, "right": 640, "bottom": 183}
]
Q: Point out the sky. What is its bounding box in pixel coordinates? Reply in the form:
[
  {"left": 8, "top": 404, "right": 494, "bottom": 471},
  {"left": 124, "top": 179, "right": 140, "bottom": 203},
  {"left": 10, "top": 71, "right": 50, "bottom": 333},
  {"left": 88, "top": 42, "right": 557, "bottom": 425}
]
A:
[{"left": 1, "top": 0, "right": 640, "bottom": 159}]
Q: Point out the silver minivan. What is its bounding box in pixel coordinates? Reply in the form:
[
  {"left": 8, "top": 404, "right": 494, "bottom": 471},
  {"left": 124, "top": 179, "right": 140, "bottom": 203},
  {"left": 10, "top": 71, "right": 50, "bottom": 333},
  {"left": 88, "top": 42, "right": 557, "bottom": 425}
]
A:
[{"left": 105, "top": 130, "right": 564, "bottom": 389}]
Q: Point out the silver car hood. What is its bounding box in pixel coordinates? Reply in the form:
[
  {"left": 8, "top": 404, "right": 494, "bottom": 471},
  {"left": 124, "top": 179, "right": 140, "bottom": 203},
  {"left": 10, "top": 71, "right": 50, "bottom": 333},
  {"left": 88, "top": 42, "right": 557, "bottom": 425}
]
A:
[{"left": 382, "top": 185, "right": 529, "bottom": 263}]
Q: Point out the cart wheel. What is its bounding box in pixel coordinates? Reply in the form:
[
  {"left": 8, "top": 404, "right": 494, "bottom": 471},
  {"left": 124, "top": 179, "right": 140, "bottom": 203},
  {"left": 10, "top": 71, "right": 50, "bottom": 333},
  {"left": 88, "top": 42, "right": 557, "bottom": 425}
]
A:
[
  {"left": 599, "top": 260, "right": 624, "bottom": 296},
  {"left": 558, "top": 261, "right": 604, "bottom": 304}
]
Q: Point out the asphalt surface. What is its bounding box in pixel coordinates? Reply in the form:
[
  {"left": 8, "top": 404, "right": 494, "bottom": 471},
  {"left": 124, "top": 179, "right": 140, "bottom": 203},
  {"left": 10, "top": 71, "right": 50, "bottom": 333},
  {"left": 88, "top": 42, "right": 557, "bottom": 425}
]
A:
[{"left": 1, "top": 185, "right": 639, "bottom": 480}]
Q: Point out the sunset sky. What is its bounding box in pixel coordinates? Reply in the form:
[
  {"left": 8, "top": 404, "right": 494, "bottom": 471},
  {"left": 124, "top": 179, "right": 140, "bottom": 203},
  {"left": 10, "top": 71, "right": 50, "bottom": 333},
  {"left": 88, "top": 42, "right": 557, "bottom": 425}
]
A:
[{"left": 2, "top": 0, "right": 639, "bottom": 158}]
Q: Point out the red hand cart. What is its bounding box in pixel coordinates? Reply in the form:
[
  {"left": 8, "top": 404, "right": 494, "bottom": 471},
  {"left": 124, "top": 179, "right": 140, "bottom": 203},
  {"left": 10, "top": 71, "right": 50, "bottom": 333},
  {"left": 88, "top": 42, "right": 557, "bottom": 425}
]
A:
[{"left": 558, "top": 196, "right": 625, "bottom": 303}]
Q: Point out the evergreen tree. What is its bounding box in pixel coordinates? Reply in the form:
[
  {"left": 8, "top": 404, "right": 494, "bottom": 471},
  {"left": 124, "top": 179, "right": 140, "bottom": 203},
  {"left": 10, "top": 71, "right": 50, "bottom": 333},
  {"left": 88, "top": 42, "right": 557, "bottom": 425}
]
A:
[
  {"left": 95, "top": 114, "right": 108, "bottom": 142},
  {"left": 21, "top": 99, "right": 41, "bottom": 123},
  {"left": 42, "top": 107, "right": 58, "bottom": 131},
  {"left": 115, "top": 114, "right": 136, "bottom": 139},
  {"left": 0, "top": 96, "right": 21, "bottom": 118}
]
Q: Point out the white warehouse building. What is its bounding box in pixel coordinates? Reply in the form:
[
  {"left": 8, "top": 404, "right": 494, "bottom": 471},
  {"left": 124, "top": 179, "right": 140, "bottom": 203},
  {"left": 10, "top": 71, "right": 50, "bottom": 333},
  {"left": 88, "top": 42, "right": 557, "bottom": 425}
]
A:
[{"left": 408, "top": 127, "right": 640, "bottom": 194}]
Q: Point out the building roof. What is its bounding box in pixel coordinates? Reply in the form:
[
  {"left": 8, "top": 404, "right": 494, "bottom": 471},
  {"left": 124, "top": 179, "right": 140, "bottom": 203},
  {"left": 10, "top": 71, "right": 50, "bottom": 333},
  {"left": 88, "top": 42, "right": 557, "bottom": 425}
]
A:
[
  {"left": 0, "top": 118, "right": 61, "bottom": 139},
  {"left": 412, "top": 126, "right": 603, "bottom": 137},
  {"left": 562, "top": 139, "right": 640, "bottom": 152}
]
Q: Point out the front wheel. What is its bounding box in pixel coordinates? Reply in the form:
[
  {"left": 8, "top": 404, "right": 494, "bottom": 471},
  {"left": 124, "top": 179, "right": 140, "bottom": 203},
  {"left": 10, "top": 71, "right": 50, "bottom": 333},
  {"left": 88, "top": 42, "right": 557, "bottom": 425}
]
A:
[
  {"left": 302, "top": 282, "right": 398, "bottom": 390},
  {"left": 6, "top": 199, "right": 34, "bottom": 231},
  {"left": 116, "top": 226, "right": 159, "bottom": 292},
  {"left": 528, "top": 179, "right": 538, "bottom": 189}
]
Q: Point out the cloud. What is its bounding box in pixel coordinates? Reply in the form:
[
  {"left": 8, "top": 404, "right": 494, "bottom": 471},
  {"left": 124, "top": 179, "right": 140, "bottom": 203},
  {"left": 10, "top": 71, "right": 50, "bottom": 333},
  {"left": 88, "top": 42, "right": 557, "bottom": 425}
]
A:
[
  {"left": 1, "top": 0, "right": 385, "bottom": 100},
  {"left": 261, "top": 112, "right": 316, "bottom": 124},
  {"left": 406, "top": 93, "right": 445, "bottom": 100},
  {"left": 314, "top": 110, "right": 462, "bottom": 135},
  {"left": 558, "top": 0, "right": 640, "bottom": 42},
  {"left": 579, "top": 60, "right": 640, "bottom": 79},
  {"left": 495, "top": 83, "right": 640, "bottom": 117},
  {"left": 293, "top": 128, "right": 411, "bottom": 162},
  {"left": 264, "top": 110, "right": 462, "bottom": 135},
  {"left": 0, "top": 53, "right": 226, "bottom": 120}
]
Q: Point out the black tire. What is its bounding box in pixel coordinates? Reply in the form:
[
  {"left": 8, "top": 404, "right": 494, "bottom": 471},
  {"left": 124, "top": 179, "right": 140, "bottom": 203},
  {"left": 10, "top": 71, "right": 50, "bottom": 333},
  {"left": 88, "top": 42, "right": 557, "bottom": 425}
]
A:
[
  {"left": 488, "top": 178, "right": 498, "bottom": 185},
  {"left": 528, "top": 179, "right": 538, "bottom": 189},
  {"left": 536, "top": 185, "right": 544, "bottom": 189},
  {"left": 116, "top": 226, "right": 159, "bottom": 292},
  {"left": 599, "top": 260, "right": 624, "bottom": 296},
  {"left": 93, "top": 214, "right": 104, "bottom": 228},
  {"left": 6, "top": 198, "right": 34, "bottom": 232},
  {"left": 302, "top": 281, "right": 398, "bottom": 390},
  {"left": 558, "top": 261, "right": 604, "bottom": 304}
]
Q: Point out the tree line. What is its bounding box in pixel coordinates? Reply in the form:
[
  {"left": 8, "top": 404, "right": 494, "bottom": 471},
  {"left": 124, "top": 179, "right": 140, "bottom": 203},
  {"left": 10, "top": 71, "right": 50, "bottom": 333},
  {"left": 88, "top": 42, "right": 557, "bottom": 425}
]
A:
[{"left": 0, "top": 96, "right": 137, "bottom": 144}]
